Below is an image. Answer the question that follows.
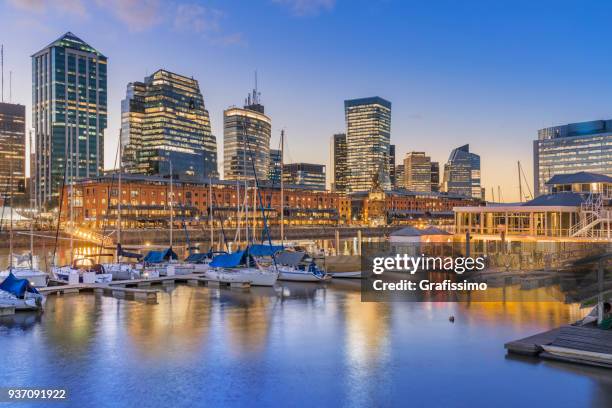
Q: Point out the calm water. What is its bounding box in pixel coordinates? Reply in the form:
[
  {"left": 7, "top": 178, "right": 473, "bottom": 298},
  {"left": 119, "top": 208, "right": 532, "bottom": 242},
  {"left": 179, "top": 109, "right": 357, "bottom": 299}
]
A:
[{"left": 0, "top": 281, "right": 610, "bottom": 408}]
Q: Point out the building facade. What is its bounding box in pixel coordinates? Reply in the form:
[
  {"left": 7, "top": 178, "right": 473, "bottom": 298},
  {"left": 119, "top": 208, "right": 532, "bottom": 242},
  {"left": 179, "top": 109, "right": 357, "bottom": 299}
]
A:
[
  {"left": 431, "top": 162, "right": 440, "bottom": 192},
  {"left": 534, "top": 120, "right": 612, "bottom": 196},
  {"left": 442, "top": 144, "right": 481, "bottom": 199},
  {"left": 32, "top": 32, "right": 107, "bottom": 207},
  {"left": 394, "top": 164, "right": 405, "bottom": 189},
  {"left": 223, "top": 90, "right": 271, "bottom": 182},
  {"left": 0, "top": 103, "right": 26, "bottom": 203},
  {"left": 331, "top": 133, "right": 348, "bottom": 192},
  {"left": 389, "top": 144, "right": 396, "bottom": 187},
  {"left": 344, "top": 97, "right": 392, "bottom": 192},
  {"left": 283, "top": 163, "right": 326, "bottom": 191},
  {"left": 268, "top": 148, "right": 282, "bottom": 185},
  {"left": 404, "top": 152, "right": 432, "bottom": 192},
  {"left": 121, "top": 69, "right": 218, "bottom": 180}
]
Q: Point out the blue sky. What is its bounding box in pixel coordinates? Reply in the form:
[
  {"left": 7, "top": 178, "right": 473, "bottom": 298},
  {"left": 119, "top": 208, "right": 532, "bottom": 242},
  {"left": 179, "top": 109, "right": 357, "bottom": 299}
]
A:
[{"left": 1, "top": 0, "right": 612, "bottom": 201}]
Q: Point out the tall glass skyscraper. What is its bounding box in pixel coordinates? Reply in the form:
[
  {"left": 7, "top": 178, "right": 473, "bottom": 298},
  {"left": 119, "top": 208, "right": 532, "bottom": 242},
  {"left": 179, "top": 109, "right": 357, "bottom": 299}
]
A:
[
  {"left": 121, "top": 69, "right": 217, "bottom": 179},
  {"left": 442, "top": 144, "right": 481, "bottom": 199},
  {"left": 534, "top": 120, "right": 612, "bottom": 196},
  {"left": 330, "top": 133, "right": 348, "bottom": 192},
  {"left": 283, "top": 163, "right": 326, "bottom": 190},
  {"left": 268, "top": 148, "right": 282, "bottom": 184},
  {"left": 0, "top": 103, "right": 26, "bottom": 202},
  {"left": 404, "top": 152, "right": 432, "bottom": 192},
  {"left": 344, "top": 97, "right": 391, "bottom": 192},
  {"left": 32, "top": 32, "right": 107, "bottom": 207},
  {"left": 223, "top": 89, "right": 271, "bottom": 181}
]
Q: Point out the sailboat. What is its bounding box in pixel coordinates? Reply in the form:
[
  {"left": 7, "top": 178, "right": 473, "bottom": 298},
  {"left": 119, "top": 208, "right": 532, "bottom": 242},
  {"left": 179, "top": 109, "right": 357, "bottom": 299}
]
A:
[
  {"left": 205, "top": 246, "right": 280, "bottom": 286},
  {"left": 275, "top": 251, "right": 331, "bottom": 282},
  {"left": 0, "top": 271, "right": 45, "bottom": 311}
]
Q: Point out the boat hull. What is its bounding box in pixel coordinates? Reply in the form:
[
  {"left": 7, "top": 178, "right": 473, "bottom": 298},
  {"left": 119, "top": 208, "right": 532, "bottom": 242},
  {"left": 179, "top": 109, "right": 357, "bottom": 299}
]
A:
[
  {"left": 0, "top": 290, "right": 45, "bottom": 311},
  {"left": 278, "top": 268, "right": 332, "bottom": 282},
  {"left": 329, "top": 271, "right": 362, "bottom": 279},
  {"left": 205, "top": 268, "right": 278, "bottom": 286},
  {"left": 0, "top": 269, "right": 48, "bottom": 287}
]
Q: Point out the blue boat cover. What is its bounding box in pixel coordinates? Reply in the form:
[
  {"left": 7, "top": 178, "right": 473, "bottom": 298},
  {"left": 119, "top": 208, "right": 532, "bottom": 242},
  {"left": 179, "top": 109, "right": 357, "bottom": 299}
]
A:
[
  {"left": 185, "top": 252, "right": 211, "bottom": 263},
  {"left": 0, "top": 271, "right": 39, "bottom": 298},
  {"left": 209, "top": 251, "right": 249, "bottom": 268},
  {"left": 143, "top": 247, "right": 178, "bottom": 263},
  {"left": 249, "top": 244, "right": 283, "bottom": 257}
]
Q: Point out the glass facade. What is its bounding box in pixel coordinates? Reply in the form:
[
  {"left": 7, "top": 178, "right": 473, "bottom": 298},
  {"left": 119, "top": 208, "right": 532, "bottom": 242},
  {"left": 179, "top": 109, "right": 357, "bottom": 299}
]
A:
[
  {"left": 344, "top": 97, "right": 392, "bottom": 192},
  {"left": 268, "top": 148, "right": 282, "bottom": 184},
  {"left": 394, "top": 164, "right": 404, "bottom": 189},
  {"left": 283, "top": 163, "right": 326, "bottom": 190},
  {"left": 534, "top": 120, "right": 612, "bottom": 196},
  {"left": 121, "top": 69, "right": 218, "bottom": 180},
  {"left": 431, "top": 161, "right": 440, "bottom": 192},
  {"left": 223, "top": 100, "right": 271, "bottom": 182},
  {"left": 32, "top": 32, "right": 107, "bottom": 207},
  {"left": 331, "top": 133, "right": 348, "bottom": 192},
  {"left": 441, "top": 144, "right": 481, "bottom": 199},
  {"left": 404, "top": 152, "right": 432, "bottom": 192},
  {"left": 0, "top": 103, "right": 26, "bottom": 202}
]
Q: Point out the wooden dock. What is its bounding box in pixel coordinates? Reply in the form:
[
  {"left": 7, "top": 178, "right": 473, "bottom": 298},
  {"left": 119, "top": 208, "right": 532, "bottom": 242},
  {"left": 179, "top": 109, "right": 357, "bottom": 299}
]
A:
[
  {"left": 504, "top": 327, "right": 564, "bottom": 355},
  {"left": 0, "top": 305, "right": 16, "bottom": 316},
  {"left": 39, "top": 273, "right": 252, "bottom": 304}
]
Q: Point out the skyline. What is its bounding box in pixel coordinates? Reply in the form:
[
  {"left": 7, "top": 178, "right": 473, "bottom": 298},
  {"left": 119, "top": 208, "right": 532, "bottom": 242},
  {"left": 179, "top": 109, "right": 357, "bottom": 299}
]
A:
[{"left": 3, "top": 1, "right": 612, "bottom": 201}]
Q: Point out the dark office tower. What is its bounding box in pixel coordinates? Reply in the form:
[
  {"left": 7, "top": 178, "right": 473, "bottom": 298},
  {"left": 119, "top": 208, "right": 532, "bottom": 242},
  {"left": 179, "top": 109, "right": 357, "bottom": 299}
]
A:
[
  {"left": 283, "top": 163, "right": 326, "bottom": 191},
  {"left": 0, "top": 103, "right": 26, "bottom": 202},
  {"left": 430, "top": 161, "right": 440, "bottom": 192},
  {"left": 223, "top": 87, "right": 271, "bottom": 181},
  {"left": 441, "top": 144, "right": 481, "bottom": 199},
  {"left": 344, "top": 97, "right": 391, "bottom": 192},
  {"left": 331, "top": 133, "right": 347, "bottom": 192},
  {"left": 121, "top": 69, "right": 218, "bottom": 179},
  {"left": 389, "top": 144, "right": 396, "bottom": 187},
  {"left": 32, "top": 32, "right": 107, "bottom": 207},
  {"left": 269, "top": 148, "right": 282, "bottom": 184},
  {"left": 394, "top": 164, "right": 405, "bottom": 189}
]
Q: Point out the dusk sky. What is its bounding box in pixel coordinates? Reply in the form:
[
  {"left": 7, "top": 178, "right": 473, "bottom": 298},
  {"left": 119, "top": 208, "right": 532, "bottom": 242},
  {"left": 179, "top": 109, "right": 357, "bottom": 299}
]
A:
[{"left": 2, "top": 0, "right": 612, "bottom": 201}]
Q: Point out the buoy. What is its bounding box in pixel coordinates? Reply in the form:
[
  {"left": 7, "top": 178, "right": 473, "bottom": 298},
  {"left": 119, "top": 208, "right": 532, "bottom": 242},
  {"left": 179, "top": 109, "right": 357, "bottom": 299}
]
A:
[{"left": 449, "top": 316, "right": 455, "bottom": 323}]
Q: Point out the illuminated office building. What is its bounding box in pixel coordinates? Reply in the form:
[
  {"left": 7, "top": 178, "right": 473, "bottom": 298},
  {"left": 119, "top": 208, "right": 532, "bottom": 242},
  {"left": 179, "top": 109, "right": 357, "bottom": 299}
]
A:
[
  {"left": 0, "top": 103, "right": 26, "bottom": 202},
  {"left": 268, "top": 148, "right": 282, "bottom": 184},
  {"left": 32, "top": 32, "right": 107, "bottom": 207},
  {"left": 331, "top": 133, "right": 348, "bottom": 192},
  {"left": 389, "top": 144, "right": 396, "bottom": 187},
  {"left": 121, "top": 69, "right": 217, "bottom": 179},
  {"left": 431, "top": 162, "right": 440, "bottom": 192},
  {"left": 344, "top": 97, "right": 392, "bottom": 192},
  {"left": 441, "top": 144, "right": 481, "bottom": 199},
  {"left": 394, "top": 164, "right": 405, "bottom": 189},
  {"left": 404, "top": 152, "right": 432, "bottom": 192},
  {"left": 534, "top": 120, "right": 612, "bottom": 196},
  {"left": 223, "top": 88, "right": 271, "bottom": 181},
  {"left": 283, "top": 163, "right": 326, "bottom": 190}
]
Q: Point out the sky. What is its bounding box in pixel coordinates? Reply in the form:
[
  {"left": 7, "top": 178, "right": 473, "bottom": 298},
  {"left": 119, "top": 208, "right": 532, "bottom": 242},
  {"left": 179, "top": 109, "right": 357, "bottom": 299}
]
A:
[{"left": 1, "top": 0, "right": 612, "bottom": 202}]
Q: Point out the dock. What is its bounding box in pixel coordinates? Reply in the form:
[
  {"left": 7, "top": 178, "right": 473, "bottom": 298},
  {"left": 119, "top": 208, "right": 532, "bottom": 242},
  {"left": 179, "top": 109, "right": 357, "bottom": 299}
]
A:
[
  {"left": 0, "top": 305, "right": 16, "bottom": 316},
  {"left": 40, "top": 273, "right": 252, "bottom": 304},
  {"left": 504, "top": 327, "right": 564, "bottom": 355}
]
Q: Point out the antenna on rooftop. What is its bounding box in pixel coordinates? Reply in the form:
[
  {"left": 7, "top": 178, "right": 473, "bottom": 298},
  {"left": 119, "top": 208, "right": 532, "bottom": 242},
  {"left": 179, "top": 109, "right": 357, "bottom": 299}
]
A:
[{"left": 1, "top": 44, "right": 4, "bottom": 102}]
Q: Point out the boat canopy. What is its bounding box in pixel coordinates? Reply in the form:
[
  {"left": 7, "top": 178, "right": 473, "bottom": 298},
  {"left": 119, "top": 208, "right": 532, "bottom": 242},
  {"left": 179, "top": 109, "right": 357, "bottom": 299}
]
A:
[
  {"left": 185, "top": 252, "right": 211, "bottom": 263},
  {"left": 0, "top": 271, "right": 40, "bottom": 298},
  {"left": 276, "top": 251, "right": 308, "bottom": 266},
  {"left": 249, "top": 244, "right": 284, "bottom": 257},
  {"left": 143, "top": 248, "right": 178, "bottom": 263},
  {"left": 117, "top": 244, "right": 143, "bottom": 260},
  {"left": 209, "top": 251, "right": 253, "bottom": 268}
]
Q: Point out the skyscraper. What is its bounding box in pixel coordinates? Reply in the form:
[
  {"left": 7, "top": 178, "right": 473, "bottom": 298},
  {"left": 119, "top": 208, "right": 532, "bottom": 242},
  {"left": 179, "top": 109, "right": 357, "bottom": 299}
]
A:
[
  {"left": 534, "top": 120, "right": 612, "bottom": 196},
  {"left": 283, "top": 163, "right": 326, "bottom": 190},
  {"left": 331, "top": 133, "right": 348, "bottom": 192},
  {"left": 404, "top": 152, "right": 432, "bottom": 192},
  {"left": 32, "top": 32, "right": 107, "bottom": 207},
  {"left": 223, "top": 88, "right": 271, "bottom": 181},
  {"left": 0, "top": 103, "right": 26, "bottom": 202},
  {"left": 394, "top": 164, "right": 405, "bottom": 189},
  {"left": 430, "top": 161, "right": 440, "bottom": 192},
  {"left": 268, "top": 148, "right": 282, "bottom": 184},
  {"left": 441, "top": 144, "right": 481, "bottom": 199},
  {"left": 344, "top": 97, "right": 391, "bottom": 192},
  {"left": 121, "top": 69, "right": 217, "bottom": 179},
  {"left": 389, "top": 144, "right": 396, "bottom": 187}
]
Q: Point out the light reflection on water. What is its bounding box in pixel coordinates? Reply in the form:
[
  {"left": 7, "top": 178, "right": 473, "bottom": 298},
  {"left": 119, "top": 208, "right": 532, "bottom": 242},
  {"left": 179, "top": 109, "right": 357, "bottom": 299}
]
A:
[{"left": 0, "top": 281, "right": 611, "bottom": 408}]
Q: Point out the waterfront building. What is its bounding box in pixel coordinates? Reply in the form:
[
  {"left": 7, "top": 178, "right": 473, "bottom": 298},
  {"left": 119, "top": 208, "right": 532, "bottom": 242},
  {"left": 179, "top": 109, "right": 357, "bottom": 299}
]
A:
[
  {"left": 62, "top": 174, "right": 350, "bottom": 229},
  {"left": 394, "top": 164, "right": 405, "bottom": 189},
  {"left": 331, "top": 133, "right": 348, "bottom": 192},
  {"left": 441, "top": 144, "right": 482, "bottom": 199},
  {"left": 431, "top": 162, "right": 440, "bottom": 192},
  {"left": 32, "top": 32, "right": 107, "bottom": 207},
  {"left": 268, "top": 149, "right": 282, "bottom": 184},
  {"left": 121, "top": 69, "right": 217, "bottom": 180},
  {"left": 404, "top": 152, "right": 432, "bottom": 192},
  {"left": 223, "top": 89, "right": 271, "bottom": 181},
  {"left": 283, "top": 163, "right": 326, "bottom": 191},
  {"left": 389, "top": 144, "right": 396, "bottom": 187},
  {"left": 454, "top": 171, "right": 612, "bottom": 240},
  {"left": 0, "top": 103, "right": 26, "bottom": 203},
  {"left": 534, "top": 120, "right": 612, "bottom": 196},
  {"left": 344, "top": 97, "right": 392, "bottom": 192}
]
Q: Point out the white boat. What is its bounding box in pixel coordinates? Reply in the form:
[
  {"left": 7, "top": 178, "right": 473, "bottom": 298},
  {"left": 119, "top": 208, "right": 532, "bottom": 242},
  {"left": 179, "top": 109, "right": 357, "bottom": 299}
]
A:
[
  {"left": 101, "top": 263, "right": 141, "bottom": 280},
  {"left": 329, "top": 271, "right": 362, "bottom": 279},
  {"left": 278, "top": 265, "right": 332, "bottom": 282},
  {"left": 275, "top": 251, "right": 332, "bottom": 282},
  {"left": 52, "top": 258, "right": 113, "bottom": 284},
  {"left": 205, "top": 247, "right": 279, "bottom": 287},
  {"left": 0, "top": 272, "right": 46, "bottom": 311},
  {"left": 0, "top": 267, "right": 48, "bottom": 287}
]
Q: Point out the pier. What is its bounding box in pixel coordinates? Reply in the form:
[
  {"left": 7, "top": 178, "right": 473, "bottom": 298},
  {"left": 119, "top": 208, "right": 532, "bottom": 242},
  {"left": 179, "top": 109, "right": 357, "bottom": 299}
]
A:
[{"left": 40, "top": 273, "right": 252, "bottom": 304}]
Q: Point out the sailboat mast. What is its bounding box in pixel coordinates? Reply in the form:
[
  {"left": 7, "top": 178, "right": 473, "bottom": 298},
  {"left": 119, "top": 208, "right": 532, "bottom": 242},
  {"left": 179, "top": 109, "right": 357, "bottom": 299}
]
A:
[
  {"left": 29, "top": 130, "right": 34, "bottom": 267},
  {"left": 69, "top": 125, "right": 74, "bottom": 264},
  {"left": 517, "top": 161, "right": 523, "bottom": 203},
  {"left": 169, "top": 160, "right": 173, "bottom": 248},
  {"left": 117, "top": 131, "right": 122, "bottom": 261},
  {"left": 209, "top": 179, "right": 214, "bottom": 249},
  {"left": 8, "top": 136, "right": 13, "bottom": 269},
  {"left": 280, "top": 129, "right": 284, "bottom": 246}
]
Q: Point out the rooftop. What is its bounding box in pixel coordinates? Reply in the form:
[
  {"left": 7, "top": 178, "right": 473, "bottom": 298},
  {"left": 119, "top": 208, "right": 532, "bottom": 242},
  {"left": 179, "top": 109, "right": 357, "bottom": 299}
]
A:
[{"left": 545, "top": 171, "right": 612, "bottom": 185}]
